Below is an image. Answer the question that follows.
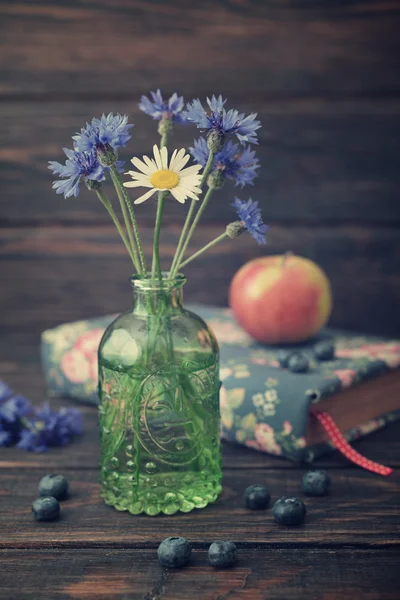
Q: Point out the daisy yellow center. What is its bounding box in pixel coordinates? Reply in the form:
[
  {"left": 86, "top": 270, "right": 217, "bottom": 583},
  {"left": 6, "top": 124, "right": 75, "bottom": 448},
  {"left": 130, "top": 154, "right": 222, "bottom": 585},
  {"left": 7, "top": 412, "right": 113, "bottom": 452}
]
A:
[{"left": 150, "top": 169, "right": 179, "bottom": 189}]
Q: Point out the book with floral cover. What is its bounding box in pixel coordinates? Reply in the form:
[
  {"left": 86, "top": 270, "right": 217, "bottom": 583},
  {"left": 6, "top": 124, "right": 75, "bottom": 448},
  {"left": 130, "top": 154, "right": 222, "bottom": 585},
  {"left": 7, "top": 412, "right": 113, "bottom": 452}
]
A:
[{"left": 41, "top": 305, "right": 400, "bottom": 463}]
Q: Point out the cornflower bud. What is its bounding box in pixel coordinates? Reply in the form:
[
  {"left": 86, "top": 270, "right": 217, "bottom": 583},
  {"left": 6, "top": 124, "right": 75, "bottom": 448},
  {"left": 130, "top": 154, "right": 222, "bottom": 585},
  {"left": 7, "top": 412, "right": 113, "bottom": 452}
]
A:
[
  {"left": 207, "top": 130, "right": 225, "bottom": 154},
  {"left": 158, "top": 118, "right": 174, "bottom": 137},
  {"left": 85, "top": 179, "right": 103, "bottom": 192},
  {"left": 97, "top": 143, "right": 118, "bottom": 167},
  {"left": 207, "top": 169, "right": 225, "bottom": 190},
  {"left": 226, "top": 221, "right": 246, "bottom": 239}
]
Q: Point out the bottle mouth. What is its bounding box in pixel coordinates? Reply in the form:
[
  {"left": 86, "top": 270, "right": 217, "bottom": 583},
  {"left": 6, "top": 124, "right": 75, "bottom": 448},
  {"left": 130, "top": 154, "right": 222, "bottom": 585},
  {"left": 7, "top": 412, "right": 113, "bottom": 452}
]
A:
[{"left": 130, "top": 272, "right": 186, "bottom": 291}]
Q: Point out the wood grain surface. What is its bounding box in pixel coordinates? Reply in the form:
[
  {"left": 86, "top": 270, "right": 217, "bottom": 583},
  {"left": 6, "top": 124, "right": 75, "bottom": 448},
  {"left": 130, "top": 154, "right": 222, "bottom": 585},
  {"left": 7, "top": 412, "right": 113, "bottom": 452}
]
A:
[
  {"left": 1, "top": 101, "right": 399, "bottom": 226},
  {"left": 1, "top": 1, "right": 399, "bottom": 98},
  {"left": 1, "top": 548, "right": 398, "bottom": 600},
  {"left": 1, "top": 347, "right": 399, "bottom": 598},
  {"left": 2, "top": 224, "right": 400, "bottom": 335},
  {"left": 0, "top": 384, "right": 399, "bottom": 472},
  {"left": 1, "top": 2, "right": 400, "bottom": 336},
  {"left": 3, "top": 464, "right": 399, "bottom": 547}
]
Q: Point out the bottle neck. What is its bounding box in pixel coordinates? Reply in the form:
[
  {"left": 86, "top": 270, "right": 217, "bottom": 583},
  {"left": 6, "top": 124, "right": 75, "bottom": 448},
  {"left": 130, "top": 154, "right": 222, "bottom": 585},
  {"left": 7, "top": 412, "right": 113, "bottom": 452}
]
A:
[{"left": 130, "top": 274, "right": 185, "bottom": 315}]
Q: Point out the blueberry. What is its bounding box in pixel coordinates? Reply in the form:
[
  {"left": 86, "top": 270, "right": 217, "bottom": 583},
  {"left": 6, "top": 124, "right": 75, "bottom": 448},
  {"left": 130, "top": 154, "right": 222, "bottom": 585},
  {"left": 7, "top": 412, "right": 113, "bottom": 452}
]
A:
[
  {"left": 288, "top": 353, "right": 309, "bottom": 373},
  {"left": 157, "top": 536, "right": 192, "bottom": 568},
  {"left": 32, "top": 496, "right": 60, "bottom": 522},
  {"left": 208, "top": 541, "right": 237, "bottom": 568},
  {"left": 277, "top": 349, "right": 292, "bottom": 368},
  {"left": 244, "top": 484, "right": 270, "bottom": 510},
  {"left": 314, "top": 341, "right": 335, "bottom": 361},
  {"left": 302, "top": 470, "right": 331, "bottom": 496},
  {"left": 272, "top": 497, "right": 306, "bottom": 526},
  {"left": 39, "top": 474, "right": 69, "bottom": 501}
]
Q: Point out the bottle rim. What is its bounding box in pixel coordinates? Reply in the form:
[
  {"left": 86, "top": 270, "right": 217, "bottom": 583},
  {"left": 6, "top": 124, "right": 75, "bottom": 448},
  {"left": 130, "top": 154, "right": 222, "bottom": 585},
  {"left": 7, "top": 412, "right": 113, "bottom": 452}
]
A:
[{"left": 130, "top": 272, "right": 186, "bottom": 291}]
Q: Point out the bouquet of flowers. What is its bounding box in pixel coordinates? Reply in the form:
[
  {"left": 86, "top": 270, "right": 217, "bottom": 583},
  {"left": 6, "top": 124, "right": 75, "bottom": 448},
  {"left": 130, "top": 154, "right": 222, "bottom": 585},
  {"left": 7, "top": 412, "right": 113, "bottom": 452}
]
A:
[
  {"left": 49, "top": 91, "right": 267, "bottom": 278},
  {"left": 48, "top": 91, "right": 268, "bottom": 515}
]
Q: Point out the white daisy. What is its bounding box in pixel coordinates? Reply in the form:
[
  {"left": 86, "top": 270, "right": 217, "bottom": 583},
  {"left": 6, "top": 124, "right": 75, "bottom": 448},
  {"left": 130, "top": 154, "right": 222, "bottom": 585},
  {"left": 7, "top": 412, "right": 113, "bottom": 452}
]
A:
[{"left": 123, "top": 144, "right": 202, "bottom": 204}]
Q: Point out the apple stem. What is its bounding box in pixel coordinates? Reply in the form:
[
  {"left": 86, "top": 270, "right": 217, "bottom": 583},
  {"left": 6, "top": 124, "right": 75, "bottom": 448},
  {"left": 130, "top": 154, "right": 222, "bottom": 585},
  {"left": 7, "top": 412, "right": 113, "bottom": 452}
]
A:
[{"left": 281, "top": 251, "right": 293, "bottom": 268}]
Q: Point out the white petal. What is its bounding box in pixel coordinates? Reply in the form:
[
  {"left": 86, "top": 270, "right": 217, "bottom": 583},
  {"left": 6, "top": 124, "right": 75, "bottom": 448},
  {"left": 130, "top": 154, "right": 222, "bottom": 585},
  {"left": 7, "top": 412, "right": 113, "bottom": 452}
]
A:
[
  {"left": 153, "top": 145, "right": 163, "bottom": 171},
  {"left": 125, "top": 170, "right": 149, "bottom": 180},
  {"left": 169, "top": 148, "right": 186, "bottom": 170},
  {"left": 169, "top": 149, "right": 178, "bottom": 170},
  {"left": 178, "top": 174, "right": 201, "bottom": 186},
  {"left": 170, "top": 188, "right": 187, "bottom": 203},
  {"left": 124, "top": 180, "right": 153, "bottom": 188},
  {"left": 178, "top": 188, "right": 200, "bottom": 200},
  {"left": 178, "top": 164, "right": 202, "bottom": 177},
  {"left": 130, "top": 156, "right": 154, "bottom": 175},
  {"left": 160, "top": 146, "right": 168, "bottom": 169},
  {"left": 174, "top": 154, "right": 191, "bottom": 172},
  {"left": 177, "top": 182, "right": 201, "bottom": 195},
  {"left": 134, "top": 188, "right": 158, "bottom": 204},
  {"left": 178, "top": 171, "right": 201, "bottom": 182},
  {"left": 143, "top": 155, "right": 156, "bottom": 171},
  {"left": 179, "top": 175, "right": 202, "bottom": 189}
]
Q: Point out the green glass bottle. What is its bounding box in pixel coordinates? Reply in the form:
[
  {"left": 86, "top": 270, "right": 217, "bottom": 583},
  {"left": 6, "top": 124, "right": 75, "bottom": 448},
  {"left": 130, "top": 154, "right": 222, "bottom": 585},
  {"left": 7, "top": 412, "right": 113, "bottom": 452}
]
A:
[{"left": 98, "top": 274, "right": 222, "bottom": 515}]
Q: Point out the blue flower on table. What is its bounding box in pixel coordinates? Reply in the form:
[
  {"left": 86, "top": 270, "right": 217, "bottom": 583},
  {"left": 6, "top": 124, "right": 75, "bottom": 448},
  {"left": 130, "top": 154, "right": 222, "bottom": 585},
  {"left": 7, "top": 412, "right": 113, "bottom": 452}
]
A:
[
  {"left": 0, "top": 378, "right": 84, "bottom": 451},
  {"left": 184, "top": 96, "right": 261, "bottom": 145},
  {"left": 139, "top": 89, "right": 186, "bottom": 123},
  {"left": 190, "top": 137, "right": 259, "bottom": 187},
  {"left": 0, "top": 422, "right": 11, "bottom": 446},
  {"left": 0, "top": 395, "right": 31, "bottom": 424},
  {"left": 73, "top": 113, "right": 133, "bottom": 153},
  {"left": 0, "top": 394, "right": 31, "bottom": 447},
  {"left": 17, "top": 403, "right": 84, "bottom": 453},
  {"left": 233, "top": 197, "right": 269, "bottom": 244}
]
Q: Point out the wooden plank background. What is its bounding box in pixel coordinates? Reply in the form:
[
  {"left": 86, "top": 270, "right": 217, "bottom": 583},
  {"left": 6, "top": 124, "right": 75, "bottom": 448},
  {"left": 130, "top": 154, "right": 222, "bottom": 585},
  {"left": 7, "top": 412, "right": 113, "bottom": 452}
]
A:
[{"left": 1, "top": 0, "right": 400, "bottom": 337}]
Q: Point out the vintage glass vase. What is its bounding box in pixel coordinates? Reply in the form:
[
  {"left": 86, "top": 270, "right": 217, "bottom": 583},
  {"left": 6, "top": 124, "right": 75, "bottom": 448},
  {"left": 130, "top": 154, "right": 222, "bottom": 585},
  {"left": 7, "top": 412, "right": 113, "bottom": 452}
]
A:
[{"left": 98, "top": 274, "right": 222, "bottom": 515}]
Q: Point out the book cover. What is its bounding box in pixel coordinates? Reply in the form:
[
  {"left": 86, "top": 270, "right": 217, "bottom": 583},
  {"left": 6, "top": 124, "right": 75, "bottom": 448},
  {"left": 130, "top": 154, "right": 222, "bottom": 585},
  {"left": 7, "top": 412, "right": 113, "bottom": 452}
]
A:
[{"left": 41, "top": 305, "right": 400, "bottom": 462}]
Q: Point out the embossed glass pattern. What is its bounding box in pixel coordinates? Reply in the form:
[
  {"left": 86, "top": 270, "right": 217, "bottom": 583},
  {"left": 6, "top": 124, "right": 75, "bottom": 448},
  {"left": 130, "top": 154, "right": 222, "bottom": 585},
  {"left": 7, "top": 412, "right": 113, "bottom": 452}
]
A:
[{"left": 98, "top": 275, "right": 222, "bottom": 515}]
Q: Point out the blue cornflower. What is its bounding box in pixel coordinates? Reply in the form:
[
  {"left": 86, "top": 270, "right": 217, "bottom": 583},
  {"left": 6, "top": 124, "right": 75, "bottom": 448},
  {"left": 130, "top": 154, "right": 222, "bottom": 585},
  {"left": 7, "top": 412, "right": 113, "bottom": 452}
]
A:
[
  {"left": 17, "top": 403, "right": 84, "bottom": 453},
  {"left": 185, "top": 95, "right": 261, "bottom": 145},
  {"left": 0, "top": 395, "right": 31, "bottom": 424},
  {"left": 0, "top": 393, "right": 31, "bottom": 446},
  {"left": 17, "top": 430, "right": 48, "bottom": 453},
  {"left": 139, "top": 89, "right": 186, "bottom": 123},
  {"left": 57, "top": 407, "right": 84, "bottom": 436},
  {"left": 48, "top": 147, "right": 106, "bottom": 198},
  {"left": 190, "top": 137, "right": 259, "bottom": 187},
  {"left": 0, "top": 422, "right": 11, "bottom": 446},
  {"left": 233, "top": 197, "right": 269, "bottom": 244},
  {"left": 0, "top": 378, "right": 84, "bottom": 451},
  {"left": 73, "top": 113, "right": 133, "bottom": 153}
]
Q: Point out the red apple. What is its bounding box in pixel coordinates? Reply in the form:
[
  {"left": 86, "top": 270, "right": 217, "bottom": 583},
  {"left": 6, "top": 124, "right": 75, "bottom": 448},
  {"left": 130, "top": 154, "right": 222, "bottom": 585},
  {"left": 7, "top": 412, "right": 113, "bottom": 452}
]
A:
[{"left": 229, "top": 254, "right": 332, "bottom": 344}]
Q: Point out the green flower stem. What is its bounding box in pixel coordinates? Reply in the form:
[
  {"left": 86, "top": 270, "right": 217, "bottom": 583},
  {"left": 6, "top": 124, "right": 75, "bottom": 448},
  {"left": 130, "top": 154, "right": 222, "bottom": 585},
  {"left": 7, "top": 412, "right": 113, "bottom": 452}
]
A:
[
  {"left": 160, "top": 132, "right": 168, "bottom": 149},
  {"left": 152, "top": 191, "right": 168, "bottom": 280},
  {"left": 179, "top": 231, "right": 228, "bottom": 269},
  {"left": 110, "top": 166, "right": 147, "bottom": 275},
  {"left": 171, "top": 187, "right": 214, "bottom": 277},
  {"left": 169, "top": 151, "right": 215, "bottom": 276},
  {"left": 199, "top": 151, "right": 216, "bottom": 190},
  {"left": 96, "top": 189, "right": 138, "bottom": 270},
  {"left": 148, "top": 127, "right": 170, "bottom": 281}
]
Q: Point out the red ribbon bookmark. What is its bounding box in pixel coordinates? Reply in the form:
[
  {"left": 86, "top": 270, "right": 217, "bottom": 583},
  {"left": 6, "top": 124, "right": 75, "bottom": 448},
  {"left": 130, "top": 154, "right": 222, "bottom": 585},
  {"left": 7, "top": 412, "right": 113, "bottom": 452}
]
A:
[{"left": 314, "top": 411, "right": 393, "bottom": 477}]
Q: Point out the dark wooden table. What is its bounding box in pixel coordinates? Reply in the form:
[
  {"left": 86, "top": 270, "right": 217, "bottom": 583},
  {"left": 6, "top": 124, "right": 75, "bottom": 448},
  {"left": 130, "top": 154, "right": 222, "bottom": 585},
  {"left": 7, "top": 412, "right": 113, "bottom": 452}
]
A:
[{"left": 1, "top": 359, "right": 399, "bottom": 599}]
